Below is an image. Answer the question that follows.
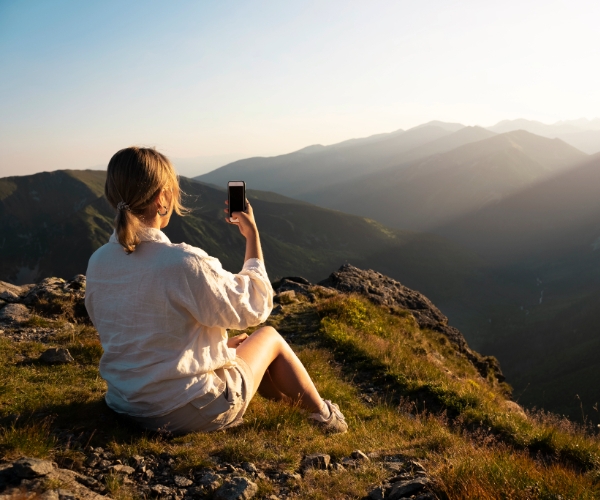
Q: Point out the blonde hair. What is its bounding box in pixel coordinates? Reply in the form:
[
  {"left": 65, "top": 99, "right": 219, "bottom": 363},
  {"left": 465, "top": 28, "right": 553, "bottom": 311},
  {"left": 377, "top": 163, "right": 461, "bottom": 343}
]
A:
[{"left": 105, "top": 147, "right": 187, "bottom": 254}]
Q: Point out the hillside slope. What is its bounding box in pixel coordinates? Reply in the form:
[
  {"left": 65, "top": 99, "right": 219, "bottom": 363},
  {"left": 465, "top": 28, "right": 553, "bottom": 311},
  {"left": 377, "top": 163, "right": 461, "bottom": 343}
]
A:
[
  {"left": 437, "top": 154, "right": 600, "bottom": 418},
  {"left": 2, "top": 268, "right": 600, "bottom": 499}
]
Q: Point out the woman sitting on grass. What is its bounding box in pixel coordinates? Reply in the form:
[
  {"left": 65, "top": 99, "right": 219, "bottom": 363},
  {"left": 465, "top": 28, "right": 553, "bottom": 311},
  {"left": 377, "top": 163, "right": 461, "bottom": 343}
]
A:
[{"left": 84, "top": 146, "right": 347, "bottom": 435}]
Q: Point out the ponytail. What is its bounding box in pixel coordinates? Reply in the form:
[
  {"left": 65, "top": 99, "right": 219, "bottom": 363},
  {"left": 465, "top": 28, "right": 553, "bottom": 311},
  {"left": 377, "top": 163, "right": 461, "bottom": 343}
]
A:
[{"left": 105, "top": 147, "right": 186, "bottom": 254}]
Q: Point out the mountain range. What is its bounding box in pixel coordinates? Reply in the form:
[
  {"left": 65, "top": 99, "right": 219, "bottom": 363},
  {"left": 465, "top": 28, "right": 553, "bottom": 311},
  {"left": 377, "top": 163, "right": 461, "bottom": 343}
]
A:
[
  {"left": 0, "top": 169, "right": 481, "bottom": 307},
  {"left": 3, "top": 118, "right": 600, "bottom": 421}
]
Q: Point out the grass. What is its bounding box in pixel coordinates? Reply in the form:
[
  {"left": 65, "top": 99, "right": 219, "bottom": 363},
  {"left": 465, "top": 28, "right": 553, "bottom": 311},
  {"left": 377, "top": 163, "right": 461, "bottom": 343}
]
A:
[{"left": 1, "top": 291, "right": 600, "bottom": 498}]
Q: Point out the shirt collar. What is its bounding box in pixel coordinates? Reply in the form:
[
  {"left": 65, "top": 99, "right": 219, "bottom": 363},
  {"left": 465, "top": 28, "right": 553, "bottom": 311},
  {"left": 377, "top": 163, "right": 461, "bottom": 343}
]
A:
[{"left": 109, "top": 227, "right": 171, "bottom": 244}]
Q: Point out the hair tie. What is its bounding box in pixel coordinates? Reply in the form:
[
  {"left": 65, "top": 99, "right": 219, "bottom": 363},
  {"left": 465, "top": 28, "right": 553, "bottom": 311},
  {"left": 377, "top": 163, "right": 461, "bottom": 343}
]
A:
[{"left": 117, "top": 201, "right": 130, "bottom": 211}]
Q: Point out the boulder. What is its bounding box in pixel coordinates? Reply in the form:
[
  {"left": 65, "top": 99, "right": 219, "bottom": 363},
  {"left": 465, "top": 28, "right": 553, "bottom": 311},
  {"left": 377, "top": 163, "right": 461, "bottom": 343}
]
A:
[
  {"left": 0, "top": 303, "right": 31, "bottom": 323},
  {"left": 300, "top": 453, "right": 330, "bottom": 471},
  {"left": 40, "top": 348, "right": 75, "bottom": 364},
  {"left": 214, "top": 476, "right": 258, "bottom": 500},
  {"left": 388, "top": 477, "right": 430, "bottom": 500},
  {"left": 12, "top": 457, "right": 54, "bottom": 478},
  {"left": 0, "top": 281, "right": 32, "bottom": 302}
]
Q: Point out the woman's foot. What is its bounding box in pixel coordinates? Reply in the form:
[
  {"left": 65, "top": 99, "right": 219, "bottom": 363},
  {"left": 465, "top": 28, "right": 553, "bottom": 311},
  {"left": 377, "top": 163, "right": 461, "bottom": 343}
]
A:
[{"left": 308, "top": 400, "right": 348, "bottom": 434}]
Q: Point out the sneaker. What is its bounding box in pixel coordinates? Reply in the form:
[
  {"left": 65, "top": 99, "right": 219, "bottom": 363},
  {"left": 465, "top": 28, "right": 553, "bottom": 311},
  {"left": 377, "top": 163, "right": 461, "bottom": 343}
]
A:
[{"left": 308, "top": 400, "right": 348, "bottom": 434}]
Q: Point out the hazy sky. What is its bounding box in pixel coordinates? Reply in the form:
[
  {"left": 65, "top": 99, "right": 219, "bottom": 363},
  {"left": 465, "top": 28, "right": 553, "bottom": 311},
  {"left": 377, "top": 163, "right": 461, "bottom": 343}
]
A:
[{"left": 1, "top": 0, "right": 599, "bottom": 177}]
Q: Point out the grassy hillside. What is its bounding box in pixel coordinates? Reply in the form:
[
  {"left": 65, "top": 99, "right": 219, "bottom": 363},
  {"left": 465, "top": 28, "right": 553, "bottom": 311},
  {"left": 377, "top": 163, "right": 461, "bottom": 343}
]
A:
[{"left": 2, "top": 277, "right": 600, "bottom": 499}]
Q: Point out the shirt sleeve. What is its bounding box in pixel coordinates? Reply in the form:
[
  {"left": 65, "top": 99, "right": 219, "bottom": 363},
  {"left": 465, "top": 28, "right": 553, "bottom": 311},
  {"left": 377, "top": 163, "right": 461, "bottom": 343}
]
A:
[{"left": 180, "top": 253, "right": 274, "bottom": 330}]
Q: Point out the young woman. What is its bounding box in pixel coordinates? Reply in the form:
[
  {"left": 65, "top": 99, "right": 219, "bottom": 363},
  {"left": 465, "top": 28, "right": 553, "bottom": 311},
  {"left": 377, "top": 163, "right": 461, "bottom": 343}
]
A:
[{"left": 84, "top": 146, "right": 347, "bottom": 435}]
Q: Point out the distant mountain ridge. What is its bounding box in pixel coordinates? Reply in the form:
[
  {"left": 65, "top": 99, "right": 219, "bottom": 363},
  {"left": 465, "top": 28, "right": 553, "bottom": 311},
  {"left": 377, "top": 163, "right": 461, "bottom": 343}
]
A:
[{"left": 487, "top": 117, "right": 600, "bottom": 154}]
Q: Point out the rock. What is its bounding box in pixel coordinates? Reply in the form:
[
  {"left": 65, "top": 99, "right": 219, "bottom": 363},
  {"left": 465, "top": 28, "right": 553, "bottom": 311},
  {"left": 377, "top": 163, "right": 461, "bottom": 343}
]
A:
[
  {"left": 241, "top": 462, "right": 257, "bottom": 474},
  {"left": 40, "top": 490, "right": 60, "bottom": 500},
  {"left": 214, "top": 476, "right": 258, "bottom": 500},
  {"left": 340, "top": 457, "right": 357, "bottom": 469},
  {"left": 108, "top": 465, "right": 135, "bottom": 475},
  {"left": 351, "top": 450, "right": 370, "bottom": 462},
  {"left": 12, "top": 457, "right": 54, "bottom": 478},
  {"left": 275, "top": 290, "right": 297, "bottom": 304},
  {"left": 300, "top": 453, "right": 330, "bottom": 471},
  {"left": 388, "top": 477, "right": 430, "bottom": 500},
  {"left": 40, "top": 348, "right": 75, "bottom": 364},
  {"left": 406, "top": 460, "right": 427, "bottom": 474},
  {"left": 130, "top": 455, "right": 145, "bottom": 468},
  {"left": 0, "top": 281, "right": 30, "bottom": 302},
  {"left": 173, "top": 475, "right": 193, "bottom": 487},
  {"left": 97, "top": 460, "right": 112, "bottom": 470},
  {"left": 85, "top": 456, "right": 100, "bottom": 468},
  {"left": 0, "top": 303, "right": 31, "bottom": 323},
  {"left": 330, "top": 463, "right": 345, "bottom": 472},
  {"left": 57, "top": 489, "right": 77, "bottom": 500},
  {"left": 199, "top": 471, "right": 221, "bottom": 490},
  {"left": 319, "top": 264, "right": 505, "bottom": 383},
  {"left": 369, "top": 485, "right": 386, "bottom": 500},
  {"left": 22, "top": 275, "right": 89, "bottom": 324},
  {"left": 150, "top": 484, "right": 173, "bottom": 497}
]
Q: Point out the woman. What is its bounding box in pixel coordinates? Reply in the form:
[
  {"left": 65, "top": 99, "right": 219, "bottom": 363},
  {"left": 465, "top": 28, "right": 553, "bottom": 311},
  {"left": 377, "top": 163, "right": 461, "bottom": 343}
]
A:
[{"left": 84, "top": 147, "right": 347, "bottom": 435}]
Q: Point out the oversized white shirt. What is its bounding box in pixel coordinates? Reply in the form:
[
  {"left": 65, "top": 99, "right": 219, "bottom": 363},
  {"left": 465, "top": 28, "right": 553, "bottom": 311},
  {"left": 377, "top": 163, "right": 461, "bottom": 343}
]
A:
[{"left": 84, "top": 227, "right": 273, "bottom": 417}]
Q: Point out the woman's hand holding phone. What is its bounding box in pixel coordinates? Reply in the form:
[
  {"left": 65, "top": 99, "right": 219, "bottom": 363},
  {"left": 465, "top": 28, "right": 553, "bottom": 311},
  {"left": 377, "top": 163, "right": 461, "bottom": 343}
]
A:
[
  {"left": 224, "top": 199, "right": 258, "bottom": 238},
  {"left": 224, "top": 199, "right": 263, "bottom": 262}
]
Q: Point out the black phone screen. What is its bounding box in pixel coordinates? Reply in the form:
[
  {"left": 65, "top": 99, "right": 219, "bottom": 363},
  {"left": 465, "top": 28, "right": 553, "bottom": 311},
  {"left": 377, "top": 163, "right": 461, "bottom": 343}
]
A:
[{"left": 228, "top": 185, "right": 245, "bottom": 216}]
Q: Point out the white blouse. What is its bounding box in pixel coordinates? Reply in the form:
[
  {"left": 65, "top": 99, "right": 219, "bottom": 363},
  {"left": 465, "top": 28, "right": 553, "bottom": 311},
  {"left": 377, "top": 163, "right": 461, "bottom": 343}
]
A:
[{"left": 84, "top": 227, "right": 273, "bottom": 417}]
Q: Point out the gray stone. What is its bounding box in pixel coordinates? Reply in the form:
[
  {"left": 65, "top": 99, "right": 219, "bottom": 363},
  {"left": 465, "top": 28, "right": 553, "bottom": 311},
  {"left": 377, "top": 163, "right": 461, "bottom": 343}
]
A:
[
  {"left": 214, "top": 476, "right": 258, "bottom": 500},
  {"left": 108, "top": 465, "right": 135, "bottom": 475},
  {"left": 85, "top": 456, "right": 100, "bottom": 468},
  {"left": 13, "top": 457, "right": 54, "bottom": 478},
  {"left": 97, "top": 460, "right": 112, "bottom": 470},
  {"left": 199, "top": 471, "right": 221, "bottom": 490},
  {"left": 0, "top": 303, "right": 31, "bottom": 323},
  {"left": 300, "top": 453, "right": 330, "bottom": 471},
  {"left": 173, "top": 475, "right": 193, "bottom": 487},
  {"left": 0, "top": 281, "right": 28, "bottom": 302},
  {"left": 150, "top": 484, "right": 173, "bottom": 497},
  {"left": 330, "top": 463, "right": 345, "bottom": 472},
  {"left": 351, "top": 450, "right": 370, "bottom": 462},
  {"left": 388, "top": 477, "right": 430, "bottom": 500},
  {"left": 130, "top": 455, "right": 145, "bottom": 468},
  {"left": 57, "top": 489, "right": 77, "bottom": 500},
  {"left": 369, "top": 485, "right": 386, "bottom": 500},
  {"left": 40, "top": 348, "right": 74, "bottom": 364},
  {"left": 241, "top": 462, "right": 257, "bottom": 473}
]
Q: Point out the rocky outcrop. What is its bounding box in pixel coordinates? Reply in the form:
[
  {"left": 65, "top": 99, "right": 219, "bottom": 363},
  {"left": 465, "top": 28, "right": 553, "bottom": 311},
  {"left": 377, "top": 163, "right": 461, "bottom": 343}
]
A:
[
  {"left": 0, "top": 275, "right": 88, "bottom": 325},
  {"left": 0, "top": 457, "right": 109, "bottom": 500},
  {"left": 276, "top": 265, "right": 505, "bottom": 383}
]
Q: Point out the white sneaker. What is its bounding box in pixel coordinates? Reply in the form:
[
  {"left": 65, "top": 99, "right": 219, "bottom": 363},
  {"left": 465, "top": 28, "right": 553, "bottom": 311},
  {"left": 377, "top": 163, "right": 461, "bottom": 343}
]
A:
[{"left": 308, "top": 400, "right": 348, "bottom": 434}]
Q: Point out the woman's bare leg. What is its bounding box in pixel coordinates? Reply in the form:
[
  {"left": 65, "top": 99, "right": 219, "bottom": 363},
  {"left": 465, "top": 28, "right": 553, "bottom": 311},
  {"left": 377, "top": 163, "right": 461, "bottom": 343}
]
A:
[{"left": 236, "top": 326, "right": 323, "bottom": 413}]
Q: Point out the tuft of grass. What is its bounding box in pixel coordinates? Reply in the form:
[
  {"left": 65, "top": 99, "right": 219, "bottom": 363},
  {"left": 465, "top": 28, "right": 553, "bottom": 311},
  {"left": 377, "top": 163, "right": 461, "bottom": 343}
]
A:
[
  {"left": 0, "top": 419, "right": 57, "bottom": 459},
  {"left": 432, "top": 442, "right": 600, "bottom": 500}
]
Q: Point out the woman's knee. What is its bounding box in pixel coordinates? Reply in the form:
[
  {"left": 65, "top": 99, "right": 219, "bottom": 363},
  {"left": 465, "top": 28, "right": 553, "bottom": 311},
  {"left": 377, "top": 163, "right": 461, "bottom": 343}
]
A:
[{"left": 253, "top": 326, "right": 284, "bottom": 346}]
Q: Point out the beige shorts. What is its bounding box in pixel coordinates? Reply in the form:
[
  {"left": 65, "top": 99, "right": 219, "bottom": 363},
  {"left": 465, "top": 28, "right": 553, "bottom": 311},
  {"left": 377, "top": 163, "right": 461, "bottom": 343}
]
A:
[{"left": 133, "top": 356, "right": 254, "bottom": 435}]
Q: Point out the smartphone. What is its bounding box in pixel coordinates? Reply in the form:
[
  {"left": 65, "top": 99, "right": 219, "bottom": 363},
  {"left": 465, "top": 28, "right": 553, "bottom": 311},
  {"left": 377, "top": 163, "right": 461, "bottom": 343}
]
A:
[{"left": 228, "top": 181, "right": 247, "bottom": 222}]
